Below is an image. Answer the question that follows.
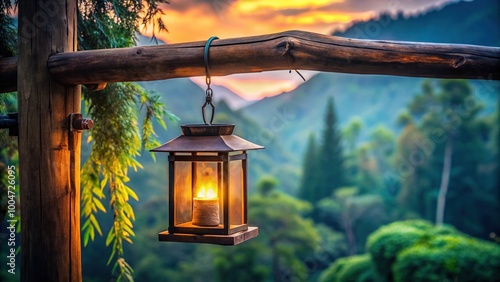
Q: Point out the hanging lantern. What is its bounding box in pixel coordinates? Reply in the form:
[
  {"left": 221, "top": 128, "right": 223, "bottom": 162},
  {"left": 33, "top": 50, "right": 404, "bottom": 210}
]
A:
[
  {"left": 150, "top": 37, "right": 264, "bottom": 245},
  {"left": 151, "top": 124, "right": 263, "bottom": 245}
]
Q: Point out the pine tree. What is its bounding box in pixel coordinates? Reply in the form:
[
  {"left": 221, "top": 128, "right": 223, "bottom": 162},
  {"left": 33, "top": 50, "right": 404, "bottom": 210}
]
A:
[
  {"left": 316, "top": 97, "right": 346, "bottom": 202},
  {"left": 298, "top": 133, "right": 319, "bottom": 203}
]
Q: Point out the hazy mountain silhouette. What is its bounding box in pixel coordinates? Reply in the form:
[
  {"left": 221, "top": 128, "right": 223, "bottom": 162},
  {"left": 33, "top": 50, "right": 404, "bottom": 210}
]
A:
[
  {"left": 332, "top": 0, "right": 500, "bottom": 47},
  {"left": 241, "top": 0, "right": 499, "bottom": 156}
]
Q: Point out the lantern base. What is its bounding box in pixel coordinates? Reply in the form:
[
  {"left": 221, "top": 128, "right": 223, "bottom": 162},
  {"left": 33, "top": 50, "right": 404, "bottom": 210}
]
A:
[{"left": 158, "top": 226, "right": 258, "bottom": 245}]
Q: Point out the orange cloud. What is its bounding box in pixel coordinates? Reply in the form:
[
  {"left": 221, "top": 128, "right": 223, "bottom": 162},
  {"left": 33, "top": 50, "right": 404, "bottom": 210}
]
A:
[{"left": 234, "top": 0, "right": 341, "bottom": 12}]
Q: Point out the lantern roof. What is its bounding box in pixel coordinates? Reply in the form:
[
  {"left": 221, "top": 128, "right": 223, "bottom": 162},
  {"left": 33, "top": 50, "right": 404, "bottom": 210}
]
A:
[{"left": 151, "top": 124, "right": 264, "bottom": 152}]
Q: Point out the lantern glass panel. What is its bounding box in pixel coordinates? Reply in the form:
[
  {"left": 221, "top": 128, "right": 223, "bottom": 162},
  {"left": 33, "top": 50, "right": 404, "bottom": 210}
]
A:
[
  {"left": 173, "top": 161, "right": 192, "bottom": 226},
  {"left": 229, "top": 159, "right": 244, "bottom": 226}
]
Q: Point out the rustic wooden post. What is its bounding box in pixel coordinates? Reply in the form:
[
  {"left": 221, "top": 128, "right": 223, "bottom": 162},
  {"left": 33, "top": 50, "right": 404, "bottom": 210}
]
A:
[{"left": 17, "top": 0, "right": 82, "bottom": 281}]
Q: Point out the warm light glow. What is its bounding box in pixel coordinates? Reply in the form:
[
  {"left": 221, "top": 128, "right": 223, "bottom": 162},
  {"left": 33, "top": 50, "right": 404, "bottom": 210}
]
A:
[{"left": 197, "top": 186, "right": 217, "bottom": 199}]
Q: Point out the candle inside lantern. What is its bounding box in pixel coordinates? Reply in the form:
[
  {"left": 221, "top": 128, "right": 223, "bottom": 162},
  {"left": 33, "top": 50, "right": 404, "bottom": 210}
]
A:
[{"left": 192, "top": 185, "right": 220, "bottom": 226}]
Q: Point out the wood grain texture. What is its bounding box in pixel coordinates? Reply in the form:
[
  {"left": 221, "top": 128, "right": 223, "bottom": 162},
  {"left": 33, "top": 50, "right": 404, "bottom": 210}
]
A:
[
  {"left": 2, "top": 31, "right": 499, "bottom": 93},
  {"left": 44, "top": 31, "right": 500, "bottom": 84},
  {"left": 158, "top": 226, "right": 259, "bottom": 245},
  {"left": 17, "top": 0, "right": 82, "bottom": 281},
  {"left": 8, "top": 31, "right": 500, "bottom": 90}
]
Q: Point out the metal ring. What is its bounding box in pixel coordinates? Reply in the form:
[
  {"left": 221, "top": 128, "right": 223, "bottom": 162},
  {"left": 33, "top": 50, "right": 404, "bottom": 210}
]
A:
[
  {"left": 206, "top": 88, "right": 213, "bottom": 97},
  {"left": 204, "top": 36, "right": 219, "bottom": 85}
]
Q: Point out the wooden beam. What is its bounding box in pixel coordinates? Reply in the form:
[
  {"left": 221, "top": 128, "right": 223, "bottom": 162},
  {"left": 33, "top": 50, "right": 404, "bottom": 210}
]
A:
[
  {"left": 2, "top": 30, "right": 500, "bottom": 93},
  {"left": 1, "top": 30, "right": 499, "bottom": 93},
  {"left": 18, "top": 0, "right": 82, "bottom": 281}
]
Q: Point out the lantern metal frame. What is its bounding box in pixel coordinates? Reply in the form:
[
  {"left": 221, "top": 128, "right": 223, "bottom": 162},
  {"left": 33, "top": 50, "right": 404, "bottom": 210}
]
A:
[{"left": 151, "top": 124, "right": 263, "bottom": 245}]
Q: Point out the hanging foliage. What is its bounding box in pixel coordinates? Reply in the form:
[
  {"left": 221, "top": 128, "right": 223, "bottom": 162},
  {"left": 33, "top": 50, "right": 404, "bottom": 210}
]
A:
[
  {"left": 77, "top": 1, "right": 174, "bottom": 281},
  {"left": 1, "top": 0, "right": 174, "bottom": 281}
]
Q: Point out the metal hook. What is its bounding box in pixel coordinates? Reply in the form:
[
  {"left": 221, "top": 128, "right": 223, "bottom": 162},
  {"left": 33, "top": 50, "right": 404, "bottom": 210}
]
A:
[
  {"left": 202, "top": 88, "right": 215, "bottom": 125},
  {"left": 202, "top": 36, "right": 219, "bottom": 125}
]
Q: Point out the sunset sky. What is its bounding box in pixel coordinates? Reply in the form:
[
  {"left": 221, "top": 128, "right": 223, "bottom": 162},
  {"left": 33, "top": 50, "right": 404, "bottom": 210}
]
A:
[{"left": 143, "top": 0, "right": 457, "bottom": 100}]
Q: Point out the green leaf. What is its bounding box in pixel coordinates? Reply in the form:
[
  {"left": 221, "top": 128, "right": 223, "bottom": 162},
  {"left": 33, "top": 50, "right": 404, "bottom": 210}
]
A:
[
  {"left": 90, "top": 214, "right": 103, "bottom": 236},
  {"left": 82, "top": 218, "right": 91, "bottom": 230},
  {"left": 101, "top": 175, "right": 109, "bottom": 190},
  {"left": 123, "top": 224, "right": 135, "bottom": 237},
  {"left": 90, "top": 225, "right": 95, "bottom": 241},
  {"left": 107, "top": 246, "right": 117, "bottom": 266},
  {"left": 83, "top": 229, "right": 90, "bottom": 247},
  {"left": 123, "top": 236, "right": 133, "bottom": 244},
  {"left": 125, "top": 186, "right": 139, "bottom": 201},
  {"left": 93, "top": 198, "right": 107, "bottom": 213},
  {"left": 106, "top": 228, "right": 115, "bottom": 247}
]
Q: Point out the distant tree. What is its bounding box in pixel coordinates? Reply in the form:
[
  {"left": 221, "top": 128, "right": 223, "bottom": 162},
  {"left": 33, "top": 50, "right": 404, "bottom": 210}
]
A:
[
  {"left": 314, "top": 224, "right": 349, "bottom": 270},
  {"left": 319, "top": 220, "right": 500, "bottom": 282},
  {"left": 367, "top": 220, "right": 439, "bottom": 281},
  {"left": 394, "top": 233, "right": 500, "bottom": 281},
  {"left": 370, "top": 125, "right": 395, "bottom": 175},
  {"left": 317, "top": 187, "right": 388, "bottom": 256},
  {"left": 298, "top": 133, "right": 319, "bottom": 203},
  {"left": 343, "top": 116, "right": 364, "bottom": 154},
  {"left": 319, "top": 254, "right": 381, "bottom": 282},
  {"left": 395, "top": 123, "right": 431, "bottom": 218},
  {"left": 316, "top": 97, "right": 347, "bottom": 201},
  {"left": 352, "top": 145, "right": 381, "bottom": 194},
  {"left": 257, "top": 175, "right": 280, "bottom": 196},
  {"left": 249, "top": 176, "right": 319, "bottom": 281},
  {"left": 211, "top": 241, "right": 269, "bottom": 282},
  {"left": 366, "top": 221, "right": 500, "bottom": 282},
  {"left": 398, "top": 80, "right": 493, "bottom": 237},
  {"left": 396, "top": 110, "right": 413, "bottom": 128},
  {"left": 342, "top": 117, "right": 364, "bottom": 189}
]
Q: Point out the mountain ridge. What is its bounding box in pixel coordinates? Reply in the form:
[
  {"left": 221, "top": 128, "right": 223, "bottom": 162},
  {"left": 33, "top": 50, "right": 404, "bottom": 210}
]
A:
[
  {"left": 240, "top": 0, "right": 499, "bottom": 156},
  {"left": 331, "top": 0, "right": 500, "bottom": 46}
]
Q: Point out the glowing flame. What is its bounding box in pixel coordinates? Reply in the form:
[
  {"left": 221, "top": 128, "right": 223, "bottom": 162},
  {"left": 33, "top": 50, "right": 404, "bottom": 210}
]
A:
[{"left": 197, "top": 186, "right": 217, "bottom": 199}]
